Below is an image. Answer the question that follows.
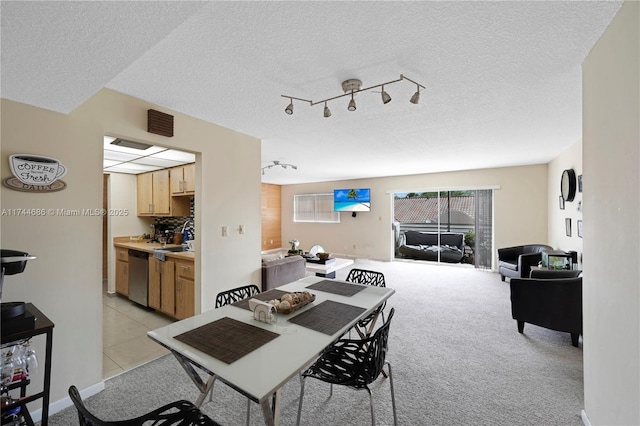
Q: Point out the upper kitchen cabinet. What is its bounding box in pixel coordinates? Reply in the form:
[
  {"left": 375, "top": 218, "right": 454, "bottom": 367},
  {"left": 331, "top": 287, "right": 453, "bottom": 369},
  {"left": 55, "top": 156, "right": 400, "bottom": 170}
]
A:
[
  {"left": 171, "top": 163, "right": 195, "bottom": 196},
  {"left": 137, "top": 169, "right": 189, "bottom": 217}
]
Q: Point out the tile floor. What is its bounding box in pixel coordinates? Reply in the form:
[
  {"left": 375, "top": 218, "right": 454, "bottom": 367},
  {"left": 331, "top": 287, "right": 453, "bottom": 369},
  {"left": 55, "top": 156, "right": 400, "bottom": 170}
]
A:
[{"left": 102, "top": 287, "right": 174, "bottom": 379}]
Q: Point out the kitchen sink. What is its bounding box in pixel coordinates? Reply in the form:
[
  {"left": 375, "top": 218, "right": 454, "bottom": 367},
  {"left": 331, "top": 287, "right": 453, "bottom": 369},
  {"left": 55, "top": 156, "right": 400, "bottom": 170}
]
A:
[{"left": 153, "top": 246, "right": 188, "bottom": 252}]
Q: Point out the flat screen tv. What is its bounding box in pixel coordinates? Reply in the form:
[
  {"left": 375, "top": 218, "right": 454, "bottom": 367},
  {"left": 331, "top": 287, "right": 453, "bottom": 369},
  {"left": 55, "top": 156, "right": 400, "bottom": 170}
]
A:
[{"left": 334, "top": 188, "right": 371, "bottom": 212}]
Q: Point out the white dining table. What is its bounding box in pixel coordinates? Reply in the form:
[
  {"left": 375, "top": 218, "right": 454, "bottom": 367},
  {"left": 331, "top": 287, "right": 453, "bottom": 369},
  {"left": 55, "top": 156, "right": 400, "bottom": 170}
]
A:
[{"left": 147, "top": 275, "right": 395, "bottom": 426}]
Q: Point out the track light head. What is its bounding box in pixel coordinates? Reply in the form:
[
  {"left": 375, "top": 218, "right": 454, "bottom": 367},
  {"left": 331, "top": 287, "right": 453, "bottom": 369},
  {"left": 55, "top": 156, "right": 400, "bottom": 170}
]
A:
[
  {"left": 285, "top": 99, "right": 294, "bottom": 115},
  {"left": 348, "top": 93, "right": 357, "bottom": 111},
  {"left": 381, "top": 86, "right": 392, "bottom": 104},
  {"left": 323, "top": 102, "right": 331, "bottom": 118},
  {"left": 410, "top": 87, "right": 420, "bottom": 104}
]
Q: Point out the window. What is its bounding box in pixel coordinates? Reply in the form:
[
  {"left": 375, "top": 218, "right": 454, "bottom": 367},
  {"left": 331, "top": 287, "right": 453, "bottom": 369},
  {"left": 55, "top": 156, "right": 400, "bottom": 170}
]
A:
[{"left": 294, "top": 193, "right": 340, "bottom": 223}]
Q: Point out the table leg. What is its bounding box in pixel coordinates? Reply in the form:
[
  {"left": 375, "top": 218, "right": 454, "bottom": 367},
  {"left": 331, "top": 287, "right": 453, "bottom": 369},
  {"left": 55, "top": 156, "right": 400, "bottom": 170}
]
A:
[
  {"left": 195, "top": 375, "right": 216, "bottom": 407},
  {"left": 172, "top": 352, "right": 216, "bottom": 408},
  {"left": 260, "top": 388, "right": 282, "bottom": 426}
]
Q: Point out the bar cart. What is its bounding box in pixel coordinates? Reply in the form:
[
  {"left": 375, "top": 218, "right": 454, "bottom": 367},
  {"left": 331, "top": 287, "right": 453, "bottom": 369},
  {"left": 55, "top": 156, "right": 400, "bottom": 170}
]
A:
[{"left": 1, "top": 250, "right": 54, "bottom": 426}]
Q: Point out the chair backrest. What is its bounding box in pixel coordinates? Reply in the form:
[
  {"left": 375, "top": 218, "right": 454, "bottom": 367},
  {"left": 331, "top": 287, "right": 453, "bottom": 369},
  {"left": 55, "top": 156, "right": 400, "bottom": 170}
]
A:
[
  {"left": 529, "top": 269, "right": 582, "bottom": 279},
  {"left": 215, "top": 284, "right": 260, "bottom": 308},
  {"left": 69, "top": 385, "right": 109, "bottom": 425},
  {"left": 345, "top": 268, "right": 386, "bottom": 287},
  {"left": 353, "top": 307, "right": 395, "bottom": 386},
  {"left": 510, "top": 278, "right": 582, "bottom": 332},
  {"left": 68, "top": 386, "right": 220, "bottom": 426}
]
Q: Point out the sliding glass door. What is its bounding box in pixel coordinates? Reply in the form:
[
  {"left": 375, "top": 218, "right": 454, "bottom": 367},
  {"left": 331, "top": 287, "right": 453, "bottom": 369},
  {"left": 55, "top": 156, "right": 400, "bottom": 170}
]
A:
[{"left": 394, "top": 189, "right": 493, "bottom": 269}]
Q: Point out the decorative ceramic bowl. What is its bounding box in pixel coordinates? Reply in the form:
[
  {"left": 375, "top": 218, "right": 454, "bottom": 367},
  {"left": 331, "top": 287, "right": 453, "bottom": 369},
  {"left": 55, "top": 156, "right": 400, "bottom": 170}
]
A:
[{"left": 317, "top": 252, "right": 331, "bottom": 260}]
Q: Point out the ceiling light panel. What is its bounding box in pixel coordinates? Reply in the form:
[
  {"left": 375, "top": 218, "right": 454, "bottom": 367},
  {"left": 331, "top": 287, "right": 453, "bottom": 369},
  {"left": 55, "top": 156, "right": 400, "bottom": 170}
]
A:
[
  {"left": 133, "top": 157, "right": 187, "bottom": 168},
  {"left": 104, "top": 149, "right": 152, "bottom": 162},
  {"left": 103, "top": 150, "right": 143, "bottom": 162},
  {"left": 150, "top": 149, "right": 196, "bottom": 162},
  {"left": 104, "top": 163, "right": 163, "bottom": 174}
]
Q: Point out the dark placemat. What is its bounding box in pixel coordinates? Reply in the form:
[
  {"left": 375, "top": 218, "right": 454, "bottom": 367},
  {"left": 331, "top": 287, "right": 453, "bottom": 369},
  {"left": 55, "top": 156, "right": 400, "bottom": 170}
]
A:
[
  {"left": 174, "top": 317, "right": 279, "bottom": 364},
  {"left": 288, "top": 300, "right": 365, "bottom": 335},
  {"left": 306, "top": 280, "right": 366, "bottom": 297},
  {"left": 232, "top": 289, "right": 290, "bottom": 311}
]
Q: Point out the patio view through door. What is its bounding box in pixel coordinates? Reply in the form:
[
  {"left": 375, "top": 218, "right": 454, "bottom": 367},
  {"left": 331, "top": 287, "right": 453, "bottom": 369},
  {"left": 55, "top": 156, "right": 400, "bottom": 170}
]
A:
[{"left": 393, "top": 189, "right": 493, "bottom": 269}]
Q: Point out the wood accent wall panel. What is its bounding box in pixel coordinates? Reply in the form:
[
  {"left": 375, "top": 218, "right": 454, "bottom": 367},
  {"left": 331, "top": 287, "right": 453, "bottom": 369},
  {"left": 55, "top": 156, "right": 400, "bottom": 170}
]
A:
[{"left": 261, "top": 183, "right": 281, "bottom": 251}]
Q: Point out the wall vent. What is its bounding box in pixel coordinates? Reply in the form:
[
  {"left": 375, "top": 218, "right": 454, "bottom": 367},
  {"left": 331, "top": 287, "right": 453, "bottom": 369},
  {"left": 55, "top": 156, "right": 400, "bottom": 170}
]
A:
[{"left": 147, "top": 109, "right": 174, "bottom": 137}]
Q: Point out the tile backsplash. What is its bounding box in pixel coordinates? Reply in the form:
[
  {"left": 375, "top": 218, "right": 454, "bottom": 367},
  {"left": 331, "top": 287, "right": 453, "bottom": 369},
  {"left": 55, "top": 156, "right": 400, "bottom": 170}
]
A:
[{"left": 154, "top": 197, "right": 195, "bottom": 240}]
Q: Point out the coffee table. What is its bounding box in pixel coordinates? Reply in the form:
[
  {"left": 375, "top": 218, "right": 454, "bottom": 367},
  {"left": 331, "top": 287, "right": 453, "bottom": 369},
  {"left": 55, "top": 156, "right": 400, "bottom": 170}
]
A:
[{"left": 305, "top": 257, "right": 354, "bottom": 278}]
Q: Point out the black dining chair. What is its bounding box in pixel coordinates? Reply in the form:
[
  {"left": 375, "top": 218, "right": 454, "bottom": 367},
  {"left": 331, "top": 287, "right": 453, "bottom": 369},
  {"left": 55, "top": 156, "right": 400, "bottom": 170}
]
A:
[
  {"left": 296, "top": 307, "right": 397, "bottom": 426},
  {"left": 215, "top": 284, "right": 260, "bottom": 308},
  {"left": 346, "top": 268, "right": 387, "bottom": 337},
  {"left": 68, "top": 385, "right": 220, "bottom": 425},
  {"left": 210, "top": 284, "right": 261, "bottom": 423}
]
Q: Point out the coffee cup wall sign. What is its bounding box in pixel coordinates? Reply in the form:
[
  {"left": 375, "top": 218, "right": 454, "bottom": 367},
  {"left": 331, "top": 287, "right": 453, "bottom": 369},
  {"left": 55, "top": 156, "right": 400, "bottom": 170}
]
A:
[{"left": 4, "top": 154, "right": 68, "bottom": 192}]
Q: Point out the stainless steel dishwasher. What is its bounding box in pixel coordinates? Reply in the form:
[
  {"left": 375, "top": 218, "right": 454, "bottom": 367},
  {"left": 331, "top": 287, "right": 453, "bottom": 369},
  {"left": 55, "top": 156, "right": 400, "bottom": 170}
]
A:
[{"left": 128, "top": 249, "right": 149, "bottom": 307}]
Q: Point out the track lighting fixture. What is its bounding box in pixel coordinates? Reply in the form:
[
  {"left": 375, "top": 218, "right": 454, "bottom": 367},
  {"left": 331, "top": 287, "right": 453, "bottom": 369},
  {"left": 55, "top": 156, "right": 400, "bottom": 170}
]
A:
[
  {"left": 281, "top": 74, "right": 424, "bottom": 118},
  {"left": 348, "top": 92, "right": 357, "bottom": 111},
  {"left": 323, "top": 102, "right": 331, "bottom": 118},
  {"left": 381, "top": 85, "right": 392, "bottom": 104},
  {"left": 261, "top": 160, "right": 298, "bottom": 175},
  {"left": 410, "top": 86, "right": 420, "bottom": 104},
  {"left": 285, "top": 98, "right": 294, "bottom": 115}
]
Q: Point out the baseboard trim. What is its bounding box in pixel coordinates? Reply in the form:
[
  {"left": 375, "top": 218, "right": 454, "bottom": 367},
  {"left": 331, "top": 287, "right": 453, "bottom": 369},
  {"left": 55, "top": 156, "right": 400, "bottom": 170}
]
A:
[
  {"left": 581, "top": 409, "right": 591, "bottom": 426},
  {"left": 33, "top": 381, "right": 105, "bottom": 421}
]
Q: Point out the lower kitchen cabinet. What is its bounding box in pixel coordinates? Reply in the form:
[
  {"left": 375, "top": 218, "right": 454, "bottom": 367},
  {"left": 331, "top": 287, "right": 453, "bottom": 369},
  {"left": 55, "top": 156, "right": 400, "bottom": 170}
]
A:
[
  {"left": 174, "top": 259, "right": 195, "bottom": 320},
  {"left": 148, "top": 258, "right": 175, "bottom": 316},
  {"left": 147, "top": 257, "right": 194, "bottom": 320},
  {"left": 115, "top": 248, "right": 129, "bottom": 296}
]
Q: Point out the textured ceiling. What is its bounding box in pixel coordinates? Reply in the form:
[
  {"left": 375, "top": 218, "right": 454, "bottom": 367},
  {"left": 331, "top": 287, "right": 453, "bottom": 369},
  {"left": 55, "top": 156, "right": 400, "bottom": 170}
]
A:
[{"left": 1, "top": 1, "right": 623, "bottom": 185}]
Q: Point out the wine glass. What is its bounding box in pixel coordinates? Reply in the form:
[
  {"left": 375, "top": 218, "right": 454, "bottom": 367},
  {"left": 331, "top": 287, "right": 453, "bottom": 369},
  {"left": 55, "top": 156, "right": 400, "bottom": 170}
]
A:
[{"left": 23, "top": 342, "right": 37, "bottom": 373}]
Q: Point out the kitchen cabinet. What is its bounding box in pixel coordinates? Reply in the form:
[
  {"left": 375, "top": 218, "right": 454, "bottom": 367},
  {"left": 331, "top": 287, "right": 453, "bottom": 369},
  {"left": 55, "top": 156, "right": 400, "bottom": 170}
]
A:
[
  {"left": 137, "top": 169, "right": 189, "bottom": 217},
  {"left": 115, "top": 248, "right": 129, "bottom": 295},
  {"left": 174, "top": 259, "right": 195, "bottom": 320},
  {"left": 171, "top": 163, "right": 195, "bottom": 196},
  {"left": 148, "top": 258, "right": 175, "bottom": 316}
]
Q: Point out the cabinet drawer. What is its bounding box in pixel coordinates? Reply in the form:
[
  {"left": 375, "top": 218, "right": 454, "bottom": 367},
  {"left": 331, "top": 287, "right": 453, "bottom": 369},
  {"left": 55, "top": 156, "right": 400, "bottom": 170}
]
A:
[
  {"left": 175, "top": 260, "right": 194, "bottom": 280},
  {"left": 116, "top": 248, "right": 128, "bottom": 262}
]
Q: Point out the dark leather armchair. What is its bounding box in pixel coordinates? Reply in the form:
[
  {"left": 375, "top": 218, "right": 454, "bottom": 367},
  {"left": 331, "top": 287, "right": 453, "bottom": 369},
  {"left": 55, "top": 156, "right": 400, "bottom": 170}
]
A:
[
  {"left": 498, "top": 244, "right": 552, "bottom": 281},
  {"left": 510, "top": 276, "right": 582, "bottom": 347}
]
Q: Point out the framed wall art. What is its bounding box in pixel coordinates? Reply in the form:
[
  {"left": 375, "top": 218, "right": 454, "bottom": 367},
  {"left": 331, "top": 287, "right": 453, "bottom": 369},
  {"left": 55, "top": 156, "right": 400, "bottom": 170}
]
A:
[
  {"left": 577, "top": 220, "right": 583, "bottom": 238},
  {"left": 559, "top": 195, "right": 565, "bottom": 210},
  {"left": 565, "top": 218, "right": 572, "bottom": 237},
  {"left": 578, "top": 174, "right": 583, "bottom": 193}
]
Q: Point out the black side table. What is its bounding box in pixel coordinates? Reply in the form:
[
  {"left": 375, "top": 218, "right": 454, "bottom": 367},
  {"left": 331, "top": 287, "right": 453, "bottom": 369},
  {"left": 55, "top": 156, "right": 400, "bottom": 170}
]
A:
[{"left": 1, "top": 303, "right": 54, "bottom": 426}]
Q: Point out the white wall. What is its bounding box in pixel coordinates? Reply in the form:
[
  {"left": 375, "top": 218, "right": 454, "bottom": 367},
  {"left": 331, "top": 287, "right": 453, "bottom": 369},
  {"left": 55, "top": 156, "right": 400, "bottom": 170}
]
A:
[
  {"left": 105, "top": 172, "right": 153, "bottom": 293},
  {"left": 548, "top": 139, "right": 583, "bottom": 267},
  {"left": 582, "top": 1, "right": 640, "bottom": 424},
  {"left": 0, "top": 89, "right": 261, "bottom": 412},
  {"left": 281, "top": 164, "right": 548, "bottom": 268}
]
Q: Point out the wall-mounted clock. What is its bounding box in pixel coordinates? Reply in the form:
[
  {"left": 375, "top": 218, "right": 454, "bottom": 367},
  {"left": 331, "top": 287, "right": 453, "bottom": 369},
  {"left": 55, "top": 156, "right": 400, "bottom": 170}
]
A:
[{"left": 561, "top": 169, "right": 577, "bottom": 202}]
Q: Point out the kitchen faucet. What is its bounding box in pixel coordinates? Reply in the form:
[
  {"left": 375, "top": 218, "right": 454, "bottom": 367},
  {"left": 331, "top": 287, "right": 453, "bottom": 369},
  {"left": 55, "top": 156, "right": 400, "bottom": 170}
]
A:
[{"left": 180, "top": 219, "right": 192, "bottom": 241}]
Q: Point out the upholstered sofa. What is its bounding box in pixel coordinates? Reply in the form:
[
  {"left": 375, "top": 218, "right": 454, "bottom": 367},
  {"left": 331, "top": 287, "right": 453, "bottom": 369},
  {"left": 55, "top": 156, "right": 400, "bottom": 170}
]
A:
[
  {"left": 497, "top": 244, "right": 553, "bottom": 281},
  {"left": 398, "top": 231, "right": 465, "bottom": 263},
  {"left": 510, "top": 273, "right": 583, "bottom": 347},
  {"left": 261, "top": 254, "right": 306, "bottom": 291}
]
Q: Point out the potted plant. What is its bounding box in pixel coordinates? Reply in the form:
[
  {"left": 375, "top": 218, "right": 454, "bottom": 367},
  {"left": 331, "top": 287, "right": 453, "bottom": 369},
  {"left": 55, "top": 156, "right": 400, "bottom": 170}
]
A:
[{"left": 288, "top": 239, "right": 302, "bottom": 255}]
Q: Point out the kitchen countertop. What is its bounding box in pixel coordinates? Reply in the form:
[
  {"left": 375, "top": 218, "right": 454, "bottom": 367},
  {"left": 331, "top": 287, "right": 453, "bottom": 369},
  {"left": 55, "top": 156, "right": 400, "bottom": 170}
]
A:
[{"left": 114, "top": 238, "right": 195, "bottom": 261}]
